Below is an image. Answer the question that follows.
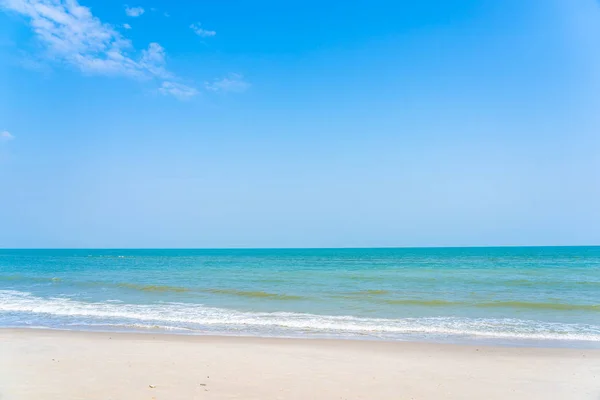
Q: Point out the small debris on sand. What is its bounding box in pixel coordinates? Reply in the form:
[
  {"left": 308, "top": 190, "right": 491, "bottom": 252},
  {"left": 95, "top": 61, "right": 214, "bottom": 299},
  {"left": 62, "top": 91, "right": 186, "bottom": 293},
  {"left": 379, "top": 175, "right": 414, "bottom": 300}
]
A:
[{"left": 149, "top": 385, "right": 157, "bottom": 389}]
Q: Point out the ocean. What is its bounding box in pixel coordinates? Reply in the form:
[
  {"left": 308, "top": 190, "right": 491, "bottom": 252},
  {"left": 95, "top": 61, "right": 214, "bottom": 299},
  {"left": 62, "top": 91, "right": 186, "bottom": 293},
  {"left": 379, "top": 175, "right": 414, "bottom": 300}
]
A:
[{"left": 0, "top": 247, "right": 599, "bottom": 347}]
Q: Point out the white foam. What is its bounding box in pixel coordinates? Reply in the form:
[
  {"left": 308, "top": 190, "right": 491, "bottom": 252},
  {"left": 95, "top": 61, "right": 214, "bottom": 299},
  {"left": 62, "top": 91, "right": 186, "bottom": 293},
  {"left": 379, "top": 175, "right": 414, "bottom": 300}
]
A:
[{"left": 1, "top": 290, "right": 599, "bottom": 342}]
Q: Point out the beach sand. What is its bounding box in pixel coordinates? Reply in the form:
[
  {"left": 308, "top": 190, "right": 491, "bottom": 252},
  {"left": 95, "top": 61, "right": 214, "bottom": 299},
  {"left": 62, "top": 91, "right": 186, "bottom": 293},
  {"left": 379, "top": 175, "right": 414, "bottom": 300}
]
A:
[{"left": 0, "top": 329, "right": 598, "bottom": 400}]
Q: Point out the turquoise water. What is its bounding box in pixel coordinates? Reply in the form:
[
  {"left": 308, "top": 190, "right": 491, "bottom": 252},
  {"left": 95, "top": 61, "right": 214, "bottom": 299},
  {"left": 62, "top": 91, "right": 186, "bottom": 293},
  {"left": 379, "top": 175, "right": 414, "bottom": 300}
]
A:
[{"left": 1, "top": 247, "right": 599, "bottom": 347}]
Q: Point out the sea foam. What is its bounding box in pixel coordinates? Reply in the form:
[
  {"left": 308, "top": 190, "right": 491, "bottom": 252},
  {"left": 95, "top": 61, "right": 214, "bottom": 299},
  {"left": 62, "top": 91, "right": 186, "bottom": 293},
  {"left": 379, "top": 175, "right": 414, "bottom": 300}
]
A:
[{"left": 1, "top": 290, "right": 599, "bottom": 343}]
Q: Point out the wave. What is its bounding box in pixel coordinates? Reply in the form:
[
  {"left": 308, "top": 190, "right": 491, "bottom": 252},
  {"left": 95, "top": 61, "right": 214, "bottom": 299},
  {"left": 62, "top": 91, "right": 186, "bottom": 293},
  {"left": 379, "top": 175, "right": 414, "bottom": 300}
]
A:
[
  {"left": 376, "top": 299, "right": 600, "bottom": 311},
  {"left": 329, "top": 296, "right": 599, "bottom": 311},
  {"left": 117, "top": 283, "right": 305, "bottom": 300},
  {"left": 3, "top": 274, "right": 597, "bottom": 312},
  {"left": 204, "top": 288, "right": 304, "bottom": 300},
  {"left": 0, "top": 276, "right": 303, "bottom": 300},
  {"left": 117, "top": 283, "right": 190, "bottom": 293},
  {"left": 332, "top": 290, "right": 391, "bottom": 299},
  {"left": 575, "top": 281, "right": 600, "bottom": 286},
  {"left": 0, "top": 275, "right": 62, "bottom": 283},
  {"left": 477, "top": 301, "right": 600, "bottom": 312},
  {"left": 351, "top": 290, "right": 390, "bottom": 296},
  {"left": 0, "top": 290, "right": 599, "bottom": 342},
  {"left": 380, "top": 299, "right": 461, "bottom": 306}
]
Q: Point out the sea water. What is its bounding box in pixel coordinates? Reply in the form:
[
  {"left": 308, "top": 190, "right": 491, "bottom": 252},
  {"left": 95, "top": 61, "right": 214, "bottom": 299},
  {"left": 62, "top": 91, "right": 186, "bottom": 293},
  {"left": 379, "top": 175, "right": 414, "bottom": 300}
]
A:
[{"left": 1, "top": 247, "right": 599, "bottom": 347}]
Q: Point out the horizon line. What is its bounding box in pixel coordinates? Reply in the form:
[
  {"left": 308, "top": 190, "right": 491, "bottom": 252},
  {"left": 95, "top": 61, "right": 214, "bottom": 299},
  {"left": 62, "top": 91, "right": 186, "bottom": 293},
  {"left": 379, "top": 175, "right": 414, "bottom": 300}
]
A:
[{"left": 1, "top": 245, "right": 598, "bottom": 250}]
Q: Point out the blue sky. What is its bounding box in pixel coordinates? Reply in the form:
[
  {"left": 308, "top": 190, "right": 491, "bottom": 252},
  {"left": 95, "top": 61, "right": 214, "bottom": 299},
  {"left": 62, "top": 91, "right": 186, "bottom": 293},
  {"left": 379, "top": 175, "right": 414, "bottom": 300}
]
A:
[{"left": 0, "top": 0, "right": 599, "bottom": 248}]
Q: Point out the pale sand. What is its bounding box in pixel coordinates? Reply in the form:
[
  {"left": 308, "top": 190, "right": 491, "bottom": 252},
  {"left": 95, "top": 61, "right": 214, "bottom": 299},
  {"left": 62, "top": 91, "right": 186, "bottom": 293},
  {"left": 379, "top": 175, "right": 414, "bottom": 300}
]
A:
[{"left": 0, "top": 329, "right": 599, "bottom": 400}]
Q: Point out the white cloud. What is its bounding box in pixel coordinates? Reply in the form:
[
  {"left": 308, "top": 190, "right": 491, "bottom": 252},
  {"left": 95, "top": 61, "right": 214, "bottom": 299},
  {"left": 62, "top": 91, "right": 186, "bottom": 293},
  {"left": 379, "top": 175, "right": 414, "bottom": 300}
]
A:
[
  {"left": 124, "top": 5, "right": 143, "bottom": 17},
  {"left": 159, "top": 81, "right": 198, "bottom": 100},
  {"left": 123, "top": 23, "right": 131, "bottom": 30},
  {"left": 139, "top": 42, "right": 170, "bottom": 79},
  {"left": 190, "top": 22, "right": 215, "bottom": 38},
  {"left": 1, "top": 131, "right": 14, "bottom": 141},
  {"left": 205, "top": 73, "right": 250, "bottom": 93},
  {"left": 141, "top": 42, "right": 165, "bottom": 64},
  {"left": 0, "top": 0, "right": 197, "bottom": 99}
]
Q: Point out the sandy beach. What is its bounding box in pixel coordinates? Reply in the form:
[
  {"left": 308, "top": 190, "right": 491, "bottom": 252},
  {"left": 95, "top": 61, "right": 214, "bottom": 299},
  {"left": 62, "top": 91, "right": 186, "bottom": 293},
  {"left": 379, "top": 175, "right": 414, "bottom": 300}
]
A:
[{"left": 0, "top": 329, "right": 598, "bottom": 400}]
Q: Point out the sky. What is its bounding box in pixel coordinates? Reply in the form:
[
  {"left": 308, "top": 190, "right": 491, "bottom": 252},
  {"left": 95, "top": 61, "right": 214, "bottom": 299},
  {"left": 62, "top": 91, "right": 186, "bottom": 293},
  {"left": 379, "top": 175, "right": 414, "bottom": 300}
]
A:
[{"left": 0, "top": 0, "right": 599, "bottom": 248}]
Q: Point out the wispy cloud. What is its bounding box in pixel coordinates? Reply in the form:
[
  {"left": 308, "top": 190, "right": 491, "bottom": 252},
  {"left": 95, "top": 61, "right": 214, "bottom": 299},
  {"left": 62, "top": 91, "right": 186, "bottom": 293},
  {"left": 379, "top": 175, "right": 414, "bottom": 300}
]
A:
[
  {"left": 163, "top": 12, "right": 170, "bottom": 17},
  {"left": 123, "top": 23, "right": 131, "bottom": 30},
  {"left": 1, "top": 130, "right": 14, "bottom": 141},
  {"left": 1, "top": 0, "right": 197, "bottom": 99},
  {"left": 159, "top": 81, "right": 198, "bottom": 100},
  {"left": 139, "top": 42, "right": 170, "bottom": 79},
  {"left": 124, "top": 5, "right": 144, "bottom": 17},
  {"left": 190, "top": 22, "right": 216, "bottom": 38},
  {"left": 205, "top": 73, "right": 250, "bottom": 93}
]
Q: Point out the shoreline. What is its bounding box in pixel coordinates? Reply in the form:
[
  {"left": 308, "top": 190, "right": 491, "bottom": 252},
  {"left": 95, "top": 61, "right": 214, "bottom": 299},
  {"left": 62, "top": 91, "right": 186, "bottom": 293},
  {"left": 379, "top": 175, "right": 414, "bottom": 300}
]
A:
[
  {"left": 3, "top": 325, "right": 600, "bottom": 349},
  {"left": 2, "top": 328, "right": 599, "bottom": 399}
]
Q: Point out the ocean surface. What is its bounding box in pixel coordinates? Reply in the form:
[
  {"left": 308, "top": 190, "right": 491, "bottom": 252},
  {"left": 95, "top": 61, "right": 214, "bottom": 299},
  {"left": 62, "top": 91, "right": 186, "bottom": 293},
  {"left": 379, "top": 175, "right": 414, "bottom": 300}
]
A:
[{"left": 1, "top": 247, "right": 599, "bottom": 347}]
